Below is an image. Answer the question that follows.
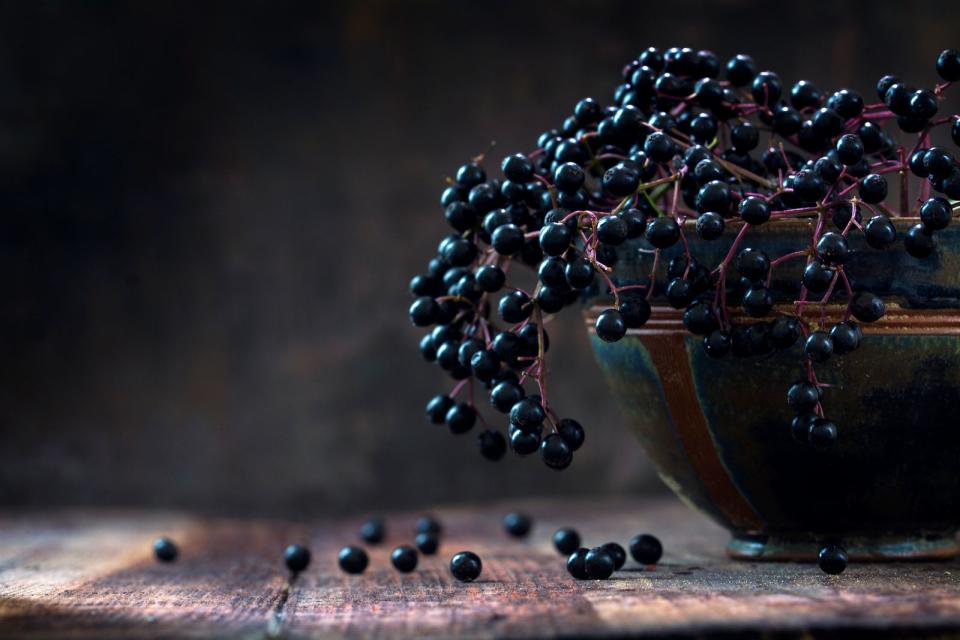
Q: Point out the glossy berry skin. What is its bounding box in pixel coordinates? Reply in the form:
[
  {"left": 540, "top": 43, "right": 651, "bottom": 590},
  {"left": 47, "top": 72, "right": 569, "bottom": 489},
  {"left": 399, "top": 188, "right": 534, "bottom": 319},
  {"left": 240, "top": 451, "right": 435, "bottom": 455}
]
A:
[
  {"left": 816, "top": 232, "right": 850, "bottom": 265},
  {"left": 730, "top": 121, "right": 759, "bottom": 152},
  {"left": 804, "top": 331, "right": 834, "bottom": 363},
  {"left": 920, "top": 197, "right": 952, "bottom": 231},
  {"left": 338, "top": 546, "right": 369, "bottom": 574},
  {"left": 492, "top": 223, "right": 524, "bottom": 256},
  {"left": 595, "top": 309, "right": 627, "bottom": 342},
  {"left": 416, "top": 516, "right": 442, "bottom": 535},
  {"left": 703, "top": 330, "right": 731, "bottom": 358},
  {"left": 539, "top": 222, "right": 572, "bottom": 256},
  {"left": 566, "top": 548, "right": 590, "bottom": 580},
  {"left": 737, "top": 248, "right": 769, "bottom": 282},
  {"left": 726, "top": 54, "right": 756, "bottom": 86},
  {"left": 596, "top": 216, "right": 628, "bottom": 245},
  {"left": 645, "top": 217, "right": 681, "bottom": 248},
  {"left": 629, "top": 534, "right": 663, "bottom": 565},
  {"left": 620, "top": 298, "right": 652, "bottom": 328},
  {"left": 602, "top": 165, "right": 639, "bottom": 197},
  {"left": 738, "top": 197, "right": 771, "bottom": 225},
  {"left": 503, "top": 512, "right": 532, "bottom": 538},
  {"left": 553, "top": 528, "right": 581, "bottom": 556},
  {"left": 557, "top": 418, "right": 585, "bottom": 451},
  {"left": 864, "top": 215, "right": 897, "bottom": 249},
  {"left": 809, "top": 418, "right": 838, "bottom": 449},
  {"left": 791, "top": 413, "right": 817, "bottom": 444},
  {"left": 510, "top": 398, "right": 545, "bottom": 431},
  {"left": 360, "top": 518, "right": 385, "bottom": 544},
  {"left": 696, "top": 212, "right": 725, "bottom": 239},
  {"left": 905, "top": 223, "right": 937, "bottom": 258},
  {"left": 802, "top": 260, "right": 835, "bottom": 293},
  {"left": 409, "top": 297, "right": 439, "bottom": 327},
  {"left": 565, "top": 258, "right": 595, "bottom": 289},
  {"left": 509, "top": 428, "right": 540, "bottom": 456},
  {"left": 476, "top": 265, "right": 505, "bottom": 292},
  {"left": 284, "top": 544, "right": 311, "bottom": 573},
  {"left": 751, "top": 70, "right": 782, "bottom": 106},
  {"left": 446, "top": 403, "right": 476, "bottom": 434},
  {"left": 554, "top": 162, "right": 584, "bottom": 193},
  {"left": 787, "top": 381, "right": 820, "bottom": 413},
  {"left": 540, "top": 433, "right": 573, "bottom": 470},
  {"left": 695, "top": 180, "right": 731, "bottom": 213},
  {"left": 850, "top": 291, "right": 885, "bottom": 322},
  {"left": 502, "top": 154, "right": 533, "bottom": 182},
  {"left": 818, "top": 544, "right": 848, "bottom": 575},
  {"left": 415, "top": 532, "right": 439, "bottom": 555},
  {"left": 859, "top": 174, "right": 888, "bottom": 204},
  {"left": 835, "top": 134, "right": 864, "bottom": 166},
  {"left": 830, "top": 321, "right": 861, "bottom": 355},
  {"left": 743, "top": 287, "right": 773, "bottom": 317},
  {"left": 426, "top": 395, "right": 454, "bottom": 424},
  {"left": 829, "top": 89, "right": 863, "bottom": 119},
  {"left": 490, "top": 381, "right": 524, "bottom": 413},
  {"left": 584, "top": 547, "right": 616, "bottom": 580},
  {"left": 937, "top": 49, "right": 960, "bottom": 81},
  {"left": 478, "top": 429, "right": 507, "bottom": 461},
  {"left": 602, "top": 543, "right": 627, "bottom": 570},
  {"left": 391, "top": 545, "right": 419, "bottom": 573},
  {"left": 153, "top": 537, "right": 178, "bottom": 563},
  {"left": 450, "top": 551, "right": 482, "bottom": 582}
]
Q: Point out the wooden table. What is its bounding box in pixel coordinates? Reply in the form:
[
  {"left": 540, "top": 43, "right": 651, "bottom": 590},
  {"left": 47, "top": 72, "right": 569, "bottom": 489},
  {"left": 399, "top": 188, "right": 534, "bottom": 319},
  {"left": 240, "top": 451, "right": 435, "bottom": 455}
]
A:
[{"left": 2, "top": 497, "right": 960, "bottom": 638}]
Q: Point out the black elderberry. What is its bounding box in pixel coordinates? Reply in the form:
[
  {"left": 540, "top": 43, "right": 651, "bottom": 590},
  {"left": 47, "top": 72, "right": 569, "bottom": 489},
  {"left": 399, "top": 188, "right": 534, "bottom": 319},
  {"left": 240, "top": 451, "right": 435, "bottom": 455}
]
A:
[
  {"left": 596, "top": 308, "right": 627, "bottom": 342},
  {"left": 565, "top": 257, "right": 595, "bottom": 289},
  {"left": 490, "top": 381, "right": 524, "bottom": 413},
  {"left": 770, "top": 316, "right": 802, "bottom": 349},
  {"left": 810, "top": 107, "right": 843, "bottom": 140},
  {"left": 804, "top": 331, "right": 834, "bottom": 363},
  {"left": 694, "top": 159, "right": 725, "bottom": 184},
  {"left": 937, "top": 49, "right": 960, "bottom": 82},
  {"left": 601, "top": 543, "right": 627, "bottom": 571},
  {"left": 818, "top": 544, "right": 848, "bottom": 575},
  {"left": 468, "top": 182, "right": 499, "bottom": 214},
  {"left": 470, "top": 350, "right": 500, "bottom": 382},
  {"left": 910, "top": 88, "right": 938, "bottom": 120},
  {"left": 284, "top": 544, "right": 311, "bottom": 573},
  {"left": 415, "top": 515, "right": 442, "bottom": 535},
  {"left": 557, "top": 418, "right": 585, "bottom": 451},
  {"left": 793, "top": 169, "right": 827, "bottom": 203},
  {"left": 790, "top": 80, "right": 821, "bottom": 109},
  {"left": 504, "top": 512, "right": 532, "bottom": 538},
  {"left": 643, "top": 131, "right": 677, "bottom": 163},
  {"left": 446, "top": 403, "right": 476, "bottom": 434},
  {"left": 743, "top": 286, "right": 774, "bottom": 317},
  {"left": 153, "top": 537, "right": 178, "bottom": 563},
  {"left": 427, "top": 395, "right": 455, "bottom": 424},
  {"left": 502, "top": 153, "right": 534, "bottom": 182},
  {"left": 809, "top": 418, "right": 838, "bottom": 450},
  {"left": 751, "top": 70, "right": 782, "bottom": 106},
  {"left": 539, "top": 222, "right": 572, "bottom": 256},
  {"left": 864, "top": 215, "right": 897, "bottom": 249},
  {"left": 850, "top": 291, "right": 885, "bottom": 322},
  {"left": 920, "top": 197, "right": 952, "bottom": 231},
  {"left": 726, "top": 54, "right": 756, "bottom": 86},
  {"left": 391, "top": 545, "right": 418, "bottom": 573},
  {"left": 884, "top": 82, "right": 914, "bottom": 116},
  {"left": 835, "top": 134, "right": 864, "bottom": 166},
  {"left": 816, "top": 232, "right": 850, "bottom": 265},
  {"left": 602, "top": 164, "right": 640, "bottom": 197},
  {"left": 360, "top": 518, "right": 385, "bottom": 544},
  {"left": 858, "top": 121, "right": 884, "bottom": 153},
  {"left": 923, "top": 147, "right": 955, "bottom": 178},
  {"left": 859, "top": 173, "right": 888, "bottom": 204},
  {"left": 555, "top": 138, "right": 588, "bottom": 165},
  {"left": 510, "top": 397, "right": 545, "bottom": 431},
  {"left": 666, "top": 278, "right": 694, "bottom": 309},
  {"left": 703, "top": 330, "right": 731, "bottom": 358},
  {"left": 695, "top": 180, "right": 731, "bottom": 213},
  {"left": 553, "top": 528, "right": 581, "bottom": 556},
  {"left": 730, "top": 122, "right": 759, "bottom": 152},
  {"left": 787, "top": 381, "right": 820, "bottom": 413},
  {"left": 456, "top": 162, "right": 486, "bottom": 188},
  {"left": 802, "top": 260, "right": 835, "bottom": 293},
  {"left": 828, "top": 89, "right": 863, "bottom": 119},
  {"left": 772, "top": 105, "right": 802, "bottom": 136},
  {"left": 509, "top": 427, "right": 541, "bottom": 455},
  {"left": 338, "top": 546, "right": 369, "bottom": 574},
  {"left": 645, "top": 216, "right": 681, "bottom": 249},
  {"left": 415, "top": 532, "right": 439, "bottom": 555},
  {"left": 491, "top": 331, "right": 522, "bottom": 362},
  {"left": 694, "top": 78, "right": 723, "bottom": 108},
  {"left": 737, "top": 248, "right": 769, "bottom": 282},
  {"left": 541, "top": 433, "right": 573, "bottom": 470},
  {"left": 683, "top": 302, "right": 719, "bottom": 334},
  {"left": 409, "top": 297, "right": 439, "bottom": 327},
  {"left": 738, "top": 196, "right": 771, "bottom": 225},
  {"left": 499, "top": 290, "right": 532, "bottom": 323},
  {"left": 442, "top": 237, "right": 478, "bottom": 267},
  {"left": 629, "top": 534, "right": 663, "bottom": 565},
  {"left": 696, "top": 211, "right": 725, "bottom": 239},
  {"left": 450, "top": 551, "right": 482, "bottom": 582},
  {"left": 830, "top": 320, "right": 861, "bottom": 355},
  {"left": 478, "top": 429, "right": 507, "bottom": 461},
  {"left": 619, "top": 208, "right": 647, "bottom": 239},
  {"left": 584, "top": 547, "right": 616, "bottom": 580},
  {"left": 597, "top": 215, "right": 628, "bottom": 245},
  {"left": 567, "top": 548, "right": 590, "bottom": 579},
  {"left": 492, "top": 223, "right": 525, "bottom": 256},
  {"left": 790, "top": 413, "right": 816, "bottom": 444},
  {"left": 689, "top": 113, "right": 718, "bottom": 143},
  {"left": 619, "top": 297, "right": 651, "bottom": 328}
]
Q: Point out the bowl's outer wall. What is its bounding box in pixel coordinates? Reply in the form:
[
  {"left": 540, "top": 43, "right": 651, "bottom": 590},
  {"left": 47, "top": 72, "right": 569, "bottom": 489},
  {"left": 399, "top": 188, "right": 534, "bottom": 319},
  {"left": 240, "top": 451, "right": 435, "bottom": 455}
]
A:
[{"left": 587, "top": 219, "right": 960, "bottom": 538}]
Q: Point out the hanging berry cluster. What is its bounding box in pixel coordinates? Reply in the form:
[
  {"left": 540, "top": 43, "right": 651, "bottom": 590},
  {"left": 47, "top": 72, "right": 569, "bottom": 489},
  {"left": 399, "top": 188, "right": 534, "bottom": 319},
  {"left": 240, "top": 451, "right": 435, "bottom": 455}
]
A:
[{"left": 409, "top": 46, "right": 960, "bottom": 469}]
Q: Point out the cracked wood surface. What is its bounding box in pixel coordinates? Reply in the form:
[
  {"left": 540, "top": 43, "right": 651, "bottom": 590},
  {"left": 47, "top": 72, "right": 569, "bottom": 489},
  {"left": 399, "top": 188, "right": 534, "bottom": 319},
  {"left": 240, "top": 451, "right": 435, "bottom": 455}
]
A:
[{"left": 2, "top": 497, "right": 960, "bottom": 638}]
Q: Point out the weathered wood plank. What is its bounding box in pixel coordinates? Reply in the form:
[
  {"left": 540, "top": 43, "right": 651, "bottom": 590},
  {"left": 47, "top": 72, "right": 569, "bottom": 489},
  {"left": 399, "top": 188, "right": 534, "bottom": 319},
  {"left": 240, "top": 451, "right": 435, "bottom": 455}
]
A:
[{"left": 2, "top": 499, "right": 960, "bottom": 638}]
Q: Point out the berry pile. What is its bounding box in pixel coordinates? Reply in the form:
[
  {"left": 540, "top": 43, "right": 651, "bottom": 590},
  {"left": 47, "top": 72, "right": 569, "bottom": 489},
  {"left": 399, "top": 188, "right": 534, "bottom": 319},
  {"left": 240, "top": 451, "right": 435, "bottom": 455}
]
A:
[{"left": 411, "top": 47, "right": 960, "bottom": 463}]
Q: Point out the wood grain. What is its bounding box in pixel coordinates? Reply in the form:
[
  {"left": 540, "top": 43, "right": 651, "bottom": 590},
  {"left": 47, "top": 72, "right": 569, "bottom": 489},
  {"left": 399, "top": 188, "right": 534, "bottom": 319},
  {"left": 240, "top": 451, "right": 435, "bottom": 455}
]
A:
[{"left": 2, "top": 498, "right": 960, "bottom": 638}]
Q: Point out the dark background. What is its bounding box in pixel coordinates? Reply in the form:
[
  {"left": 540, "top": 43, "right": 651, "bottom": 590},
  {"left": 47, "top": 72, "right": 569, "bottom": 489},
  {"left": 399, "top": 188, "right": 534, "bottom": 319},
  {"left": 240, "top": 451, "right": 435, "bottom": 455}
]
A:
[{"left": 0, "top": 1, "right": 955, "bottom": 516}]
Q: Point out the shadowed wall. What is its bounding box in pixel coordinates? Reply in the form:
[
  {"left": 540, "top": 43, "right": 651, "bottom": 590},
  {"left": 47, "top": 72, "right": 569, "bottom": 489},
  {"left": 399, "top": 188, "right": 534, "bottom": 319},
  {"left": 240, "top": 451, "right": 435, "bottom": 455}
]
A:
[{"left": 0, "top": 0, "right": 955, "bottom": 515}]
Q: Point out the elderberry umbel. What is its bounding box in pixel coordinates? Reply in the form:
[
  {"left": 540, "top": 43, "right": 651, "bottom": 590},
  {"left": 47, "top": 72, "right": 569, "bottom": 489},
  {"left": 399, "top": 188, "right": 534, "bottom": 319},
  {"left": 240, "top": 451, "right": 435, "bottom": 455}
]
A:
[{"left": 411, "top": 46, "right": 960, "bottom": 463}]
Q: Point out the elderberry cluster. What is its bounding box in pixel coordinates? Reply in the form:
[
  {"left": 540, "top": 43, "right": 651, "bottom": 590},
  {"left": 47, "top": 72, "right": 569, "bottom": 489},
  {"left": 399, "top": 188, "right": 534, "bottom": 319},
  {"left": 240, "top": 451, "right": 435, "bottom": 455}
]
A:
[{"left": 410, "top": 46, "right": 960, "bottom": 460}]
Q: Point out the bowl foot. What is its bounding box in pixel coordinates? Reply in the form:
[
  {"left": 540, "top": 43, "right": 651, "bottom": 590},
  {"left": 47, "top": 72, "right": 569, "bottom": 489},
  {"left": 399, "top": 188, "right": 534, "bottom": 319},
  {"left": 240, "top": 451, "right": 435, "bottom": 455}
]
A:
[{"left": 727, "top": 531, "right": 959, "bottom": 562}]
